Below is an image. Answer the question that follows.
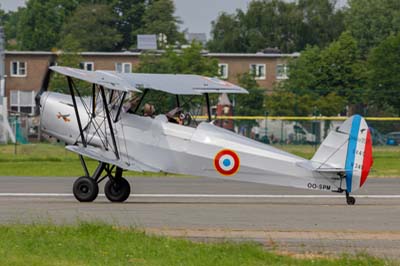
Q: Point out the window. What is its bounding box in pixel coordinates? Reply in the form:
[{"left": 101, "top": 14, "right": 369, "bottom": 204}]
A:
[
  {"left": 80, "top": 62, "right": 94, "bottom": 71},
  {"left": 10, "top": 61, "right": 27, "bottom": 77},
  {"left": 115, "top": 62, "right": 132, "bottom": 73},
  {"left": 276, "top": 64, "right": 289, "bottom": 80},
  {"left": 218, "top": 63, "right": 229, "bottom": 79},
  {"left": 10, "top": 90, "right": 35, "bottom": 115},
  {"left": 249, "top": 64, "right": 266, "bottom": 80}
]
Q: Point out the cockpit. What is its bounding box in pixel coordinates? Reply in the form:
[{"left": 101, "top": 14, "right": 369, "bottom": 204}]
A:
[{"left": 122, "top": 90, "right": 205, "bottom": 128}]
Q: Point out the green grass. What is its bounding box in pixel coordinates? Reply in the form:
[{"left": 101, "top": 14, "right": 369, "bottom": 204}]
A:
[
  {"left": 0, "top": 143, "right": 399, "bottom": 177},
  {"left": 0, "top": 144, "right": 172, "bottom": 177},
  {"left": 0, "top": 223, "right": 394, "bottom": 266}
]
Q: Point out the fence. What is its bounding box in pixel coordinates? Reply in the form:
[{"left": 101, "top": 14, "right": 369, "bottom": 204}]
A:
[
  {"left": 3, "top": 114, "right": 400, "bottom": 146},
  {"left": 210, "top": 116, "right": 400, "bottom": 146}
]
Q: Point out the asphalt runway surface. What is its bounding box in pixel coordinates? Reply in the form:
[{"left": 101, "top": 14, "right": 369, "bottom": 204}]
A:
[{"left": 0, "top": 176, "right": 400, "bottom": 259}]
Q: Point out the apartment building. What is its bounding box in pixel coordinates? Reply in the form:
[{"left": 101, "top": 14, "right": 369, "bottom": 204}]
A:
[{"left": 5, "top": 50, "right": 297, "bottom": 115}]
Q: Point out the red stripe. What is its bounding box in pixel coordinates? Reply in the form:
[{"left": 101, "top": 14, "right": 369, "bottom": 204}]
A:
[{"left": 360, "top": 130, "right": 373, "bottom": 187}]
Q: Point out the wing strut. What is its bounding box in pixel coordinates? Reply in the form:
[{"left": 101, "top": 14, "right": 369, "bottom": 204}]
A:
[
  {"left": 91, "top": 83, "right": 96, "bottom": 118},
  {"left": 99, "top": 86, "right": 120, "bottom": 160},
  {"left": 114, "top": 91, "right": 127, "bottom": 122},
  {"left": 133, "top": 88, "right": 149, "bottom": 114},
  {"left": 205, "top": 93, "right": 212, "bottom": 122},
  {"left": 67, "top": 76, "right": 87, "bottom": 147}
]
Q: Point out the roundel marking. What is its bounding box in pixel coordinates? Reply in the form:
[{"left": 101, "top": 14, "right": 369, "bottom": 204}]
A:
[{"left": 213, "top": 149, "right": 240, "bottom": 176}]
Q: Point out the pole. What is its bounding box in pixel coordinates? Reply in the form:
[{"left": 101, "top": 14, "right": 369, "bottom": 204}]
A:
[{"left": 14, "top": 118, "right": 17, "bottom": 155}]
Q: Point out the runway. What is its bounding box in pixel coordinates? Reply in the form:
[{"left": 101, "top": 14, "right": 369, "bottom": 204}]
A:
[{"left": 0, "top": 176, "right": 400, "bottom": 258}]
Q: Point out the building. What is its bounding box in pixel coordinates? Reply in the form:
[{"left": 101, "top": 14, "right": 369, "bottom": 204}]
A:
[{"left": 4, "top": 50, "right": 297, "bottom": 115}]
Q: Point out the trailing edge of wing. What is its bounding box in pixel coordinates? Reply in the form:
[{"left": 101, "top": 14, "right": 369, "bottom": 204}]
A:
[
  {"left": 50, "top": 66, "right": 142, "bottom": 92},
  {"left": 65, "top": 145, "right": 160, "bottom": 173}
]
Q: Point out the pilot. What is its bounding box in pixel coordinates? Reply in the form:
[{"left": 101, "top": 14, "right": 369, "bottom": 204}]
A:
[
  {"left": 143, "top": 103, "right": 155, "bottom": 117},
  {"left": 122, "top": 94, "right": 140, "bottom": 113},
  {"left": 166, "top": 107, "right": 183, "bottom": 124}
]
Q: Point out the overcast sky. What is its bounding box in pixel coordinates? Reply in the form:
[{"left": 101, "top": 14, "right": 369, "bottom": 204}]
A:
[{"left": 1, "top": 0, "right": 347, "bottom": 38}]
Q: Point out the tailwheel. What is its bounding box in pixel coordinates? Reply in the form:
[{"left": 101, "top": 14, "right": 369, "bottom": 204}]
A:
[
  {"left": 104, "top": 177, "right": 131, "bottom": 202},
  {"left": 73, "top": 176, "right": 99, "bottom": 202},
  {"left": 345, "top": 191, "right": 356, "bottom": 205}
]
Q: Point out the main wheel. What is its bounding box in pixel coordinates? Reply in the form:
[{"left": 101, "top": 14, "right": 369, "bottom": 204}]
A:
[
  {"left": 73, "top": 176, "right": 99, "bottom": 202},
  {"left": 346, "top": 196, "right": 356, "bottom": 205},
  {"left": 104, "top": 177, "right": 131, "bottom": 202}
]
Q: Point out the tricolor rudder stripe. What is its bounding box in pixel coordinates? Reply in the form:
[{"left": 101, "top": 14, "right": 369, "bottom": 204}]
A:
[
  {"left": 345, "top": 115, "right": 373, "bottom": 193},
  {"left": 214, "top": 149, "right": 240, "bottom": 176}
]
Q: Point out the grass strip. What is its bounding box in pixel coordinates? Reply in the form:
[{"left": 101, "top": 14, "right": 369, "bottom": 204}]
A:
[
  {"left": 0, "top": 144, "right": 399, "bottom": 177},
  {"left": 0, "top": 223, "right": 395, "bottom": 266}
]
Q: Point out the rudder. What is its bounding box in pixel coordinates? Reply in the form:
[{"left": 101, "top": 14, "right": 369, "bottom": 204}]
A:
[{"left": 311, "top": 115, "right": 373, "bottom": 192}]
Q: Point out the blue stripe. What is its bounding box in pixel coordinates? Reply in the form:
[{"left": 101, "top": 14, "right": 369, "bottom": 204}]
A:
[{"left": 345, "top": 115, "right": 361, "bottom": 192}]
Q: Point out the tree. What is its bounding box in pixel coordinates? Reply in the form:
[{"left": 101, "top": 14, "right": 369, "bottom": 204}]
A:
[
  {"left": 140, "top": 0, "right": 184, "bottom": 47},
  {"left": 368, "top": 34, "right": 400, "bottom": 116},
  {"left": 207, "top": 12, "right": 247, "bottom": 53},
  {"left": 265, "top": 91, "right": 313, "bottom": 116},
  {"left": 59, "top": 4, "right": 122, "bottom": 51},
  {"left": 16, "top": 0, "right": 80, "bottom": 50},
  {"left": 234, "top": 73, "right": 264, "bottom": 116},
  {"left": 208, "top": 0, "right": 345, "bottom": 53},
  {"left": 1, "top": 9, "right": 24, "bottom": 50},
  {"left": 112, "top": 0, "right": 146, "bottom": 50},
  {"left": 345, "top": 0, "right": 400, "bottom": 55},
  {"left": 232, "top": 73, "right": 265, "bottom": 131},
  {"left": 297, "top": 0, "right": 345, "bottom": 50},
  {"left": 284, "top": 32, "right": 367, "bottom": 114}
]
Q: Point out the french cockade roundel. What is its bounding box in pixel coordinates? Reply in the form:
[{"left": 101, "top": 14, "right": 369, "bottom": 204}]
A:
[{"left": 213, "top": 149, "right": 240, "bottom": 176}]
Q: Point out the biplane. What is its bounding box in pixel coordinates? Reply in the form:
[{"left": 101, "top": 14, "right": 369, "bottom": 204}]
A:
[{"left": 36, "top": 66, "right": 373, "bottom": 205}]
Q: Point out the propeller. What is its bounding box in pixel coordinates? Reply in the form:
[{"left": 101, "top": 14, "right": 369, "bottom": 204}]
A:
[{"left": 35, "top": 62, "right": 55, "bottom": 116}]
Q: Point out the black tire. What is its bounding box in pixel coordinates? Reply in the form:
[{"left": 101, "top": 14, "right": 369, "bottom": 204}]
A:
[
  {"left": 346, "top": 196, "right": 356, "bottom": 205},
  {"left": 73, "top": 176, "right": 99, "bottom": 202},
  {"left": 104, "top": 177, "right": 131, "bottom": 202}
]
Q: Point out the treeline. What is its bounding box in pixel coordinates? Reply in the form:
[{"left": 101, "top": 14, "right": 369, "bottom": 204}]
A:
[
  {"left": 0, "top": 0, "right": 183, "bottom": 51},
  {"left": 1, "top": 0, "right": 400, "bottom": 116},
  {"left": 210, "top": 0, "right": 400, "bottom": 117}
]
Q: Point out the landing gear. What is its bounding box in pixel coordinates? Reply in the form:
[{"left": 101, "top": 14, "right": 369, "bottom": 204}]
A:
[
  {"left": 73, "top": 156, "right": 131, "bottom": 203},
  {"left": 73, "top": 176, "right": 99, "bottom": 202},
  {"left": 345, "top": 191, "right": 356, "bottom": 205},
  {"left": 334, "top": 173, "right": 356, "bottom": 205},
  {"left": 104, "top": 178, "right": 131, "bottom": 202}
]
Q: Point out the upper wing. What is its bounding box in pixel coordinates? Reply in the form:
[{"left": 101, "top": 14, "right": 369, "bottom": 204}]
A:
[
  {"left": 50, "top": 66, "right": 248, "bottom": 95},
  {"left": 108, "top": 72, "right": 248, "bottom": 95},
  {"left": 50, "top": 66, "right": 142, "bottom": 92}
]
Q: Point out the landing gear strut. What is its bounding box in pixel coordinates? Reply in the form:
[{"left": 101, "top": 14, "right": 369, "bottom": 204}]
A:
[
  {"left": 73, "top": 156, "right": 131, "bottom": 203},
  {"left": 345, "top": 191, "right": 356, "bottom": 205},
  {"left": 335, "top": 173, "right": 356, "bottom": 205}
]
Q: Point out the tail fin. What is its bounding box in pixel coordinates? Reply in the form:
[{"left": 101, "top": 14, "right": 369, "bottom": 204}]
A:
[{"left": 311, "top": 115, "right": 373, "bottom": 192}]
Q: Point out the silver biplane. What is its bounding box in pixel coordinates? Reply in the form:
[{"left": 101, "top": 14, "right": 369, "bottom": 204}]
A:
[{"left": 36, "top": 66, "right": 373, "bottom": 205}]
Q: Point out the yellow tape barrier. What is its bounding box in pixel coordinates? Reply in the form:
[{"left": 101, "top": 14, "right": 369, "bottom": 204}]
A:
[{"left": 194, "top": 116, "right": 400, "bottom": 121}]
